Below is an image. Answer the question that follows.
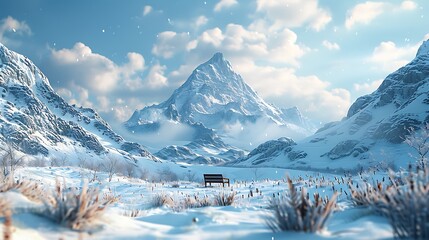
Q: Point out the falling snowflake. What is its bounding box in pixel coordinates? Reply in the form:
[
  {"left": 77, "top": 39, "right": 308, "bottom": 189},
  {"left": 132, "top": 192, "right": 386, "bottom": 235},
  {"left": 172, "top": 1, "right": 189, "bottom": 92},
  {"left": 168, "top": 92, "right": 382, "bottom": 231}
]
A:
[
  {"left": 102, "top": 29, "right": 105, "bottom": 33},
  {"left": 12, "top": 28, "right": 16, "bottom": 32}
]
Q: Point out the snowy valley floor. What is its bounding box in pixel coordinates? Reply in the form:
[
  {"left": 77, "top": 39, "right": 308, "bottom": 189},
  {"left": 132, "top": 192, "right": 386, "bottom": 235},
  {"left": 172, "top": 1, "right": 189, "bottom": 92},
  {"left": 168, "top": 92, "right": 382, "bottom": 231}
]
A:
[{"left": 1, "top": 166, "right": 394, "bottom": 240}]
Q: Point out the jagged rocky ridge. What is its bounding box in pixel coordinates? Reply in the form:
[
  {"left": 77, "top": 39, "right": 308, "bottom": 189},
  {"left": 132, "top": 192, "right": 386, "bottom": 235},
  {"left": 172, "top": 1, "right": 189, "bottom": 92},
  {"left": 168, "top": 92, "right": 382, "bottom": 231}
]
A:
[
  {"left": 0, "top": 43, "right": 156, "bottom": 160},
  {"left": 232, "top": 40, "right": 429, "bottom": 168},
  {"left": 125, "top": 53, "right": 315, "bottom": 164}
]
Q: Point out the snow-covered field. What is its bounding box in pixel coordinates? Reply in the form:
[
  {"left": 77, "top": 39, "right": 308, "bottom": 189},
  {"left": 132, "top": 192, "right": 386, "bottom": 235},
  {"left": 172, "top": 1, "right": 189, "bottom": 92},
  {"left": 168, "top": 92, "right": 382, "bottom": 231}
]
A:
[{"left": 0, "top": 165, "right": 395, "bottom": 240}]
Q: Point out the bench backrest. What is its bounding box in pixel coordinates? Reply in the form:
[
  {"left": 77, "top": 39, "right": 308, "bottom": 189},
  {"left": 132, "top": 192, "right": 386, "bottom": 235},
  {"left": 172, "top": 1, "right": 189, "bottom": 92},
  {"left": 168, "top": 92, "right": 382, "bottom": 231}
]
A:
[{"left": 204, "top": 174, "right": 224, "bottom": 180}]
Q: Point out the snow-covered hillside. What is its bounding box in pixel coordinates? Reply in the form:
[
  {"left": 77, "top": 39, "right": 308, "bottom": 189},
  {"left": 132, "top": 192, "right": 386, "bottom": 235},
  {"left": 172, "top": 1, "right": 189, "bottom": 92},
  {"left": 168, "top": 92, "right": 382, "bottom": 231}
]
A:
[
  {"left": 125, "top": 53, "right": 316, "bottom": 163},
  {"left": 232, "top": 40, "right": 429, "bottom": 170},
  {"left": 0, "top": 43, "right": 157, "bottom": 161}
]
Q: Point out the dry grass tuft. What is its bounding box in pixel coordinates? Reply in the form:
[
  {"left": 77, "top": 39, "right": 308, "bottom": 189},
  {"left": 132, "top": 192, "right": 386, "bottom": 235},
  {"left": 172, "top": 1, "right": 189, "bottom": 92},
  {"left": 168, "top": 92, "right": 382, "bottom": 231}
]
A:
[
  {"left": 42, "top": 179, "right": 114, "bottom": 231},
  {"left": 0, "top": 176, "right": 45, "bottom": 202},
  {"left": 266, "top": 176, "right": 338, "bottom": 233},
  {"left": 151, "top": 193, "right": 174, "bottom": 208},
  {"left": 213, "top": 191, "right": 236, "bottom": 206},
  {"left": 349, "top": 164, "right": 429, "bottom": 239}
]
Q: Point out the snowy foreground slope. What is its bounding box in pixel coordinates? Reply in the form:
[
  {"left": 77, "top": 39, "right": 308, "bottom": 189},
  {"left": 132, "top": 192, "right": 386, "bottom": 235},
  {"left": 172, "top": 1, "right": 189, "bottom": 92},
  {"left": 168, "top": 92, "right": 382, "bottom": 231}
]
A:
[
  {"left": 125, "top": 53, "right": 316, "bottom": 164},
  {"left": 1, "top": 166, "right": 393, "bottom": 240},
  {"left": 0, "top": 42, "right": 156, "bottom": 162},
  {"left": 233, "top": 40, "right": 429, "bottom": 170}
]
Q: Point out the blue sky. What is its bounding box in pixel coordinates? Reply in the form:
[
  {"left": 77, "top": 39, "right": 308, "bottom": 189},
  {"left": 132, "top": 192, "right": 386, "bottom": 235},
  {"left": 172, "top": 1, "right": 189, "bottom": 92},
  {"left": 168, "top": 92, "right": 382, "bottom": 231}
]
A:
[{"left": 1, "top": 0, "right": 428, "bottom": 127}]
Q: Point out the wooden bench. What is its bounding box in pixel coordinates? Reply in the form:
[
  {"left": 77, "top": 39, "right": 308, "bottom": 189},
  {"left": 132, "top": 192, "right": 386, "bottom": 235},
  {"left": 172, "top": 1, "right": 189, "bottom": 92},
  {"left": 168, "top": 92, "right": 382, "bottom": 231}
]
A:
[{"left": 204, "top": 174, "right": 230, "bottom": 187}]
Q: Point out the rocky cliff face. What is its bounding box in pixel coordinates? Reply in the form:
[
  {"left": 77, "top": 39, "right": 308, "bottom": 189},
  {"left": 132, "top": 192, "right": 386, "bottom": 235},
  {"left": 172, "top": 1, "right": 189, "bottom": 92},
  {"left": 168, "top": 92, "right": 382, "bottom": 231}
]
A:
[{"left": 0, "top": 43, "right": 157, "bottom": 161}]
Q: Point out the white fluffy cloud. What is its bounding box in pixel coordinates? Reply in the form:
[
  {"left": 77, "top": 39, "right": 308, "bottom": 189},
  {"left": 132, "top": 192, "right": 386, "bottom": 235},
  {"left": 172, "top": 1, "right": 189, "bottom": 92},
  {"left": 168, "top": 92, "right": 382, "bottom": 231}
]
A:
[
  {"left": 214, "top": 0, "right": 238, "bottom": 12},
  {"left": 195, "top": 15, "right": 208, "bottom": 28},
  {"left": 345, "top": 1, "right": 417, "bottom": 29},
  {"left": 152, "top": 31, "right": 190, "bottom": 59},
  {"left": 322, "top": 40, "right": 340, "bottom": 50},
  {"left": 46, "top": 42, "right": 173, "bottom": 123},
  {"left": 146, "top": 64, "right": 168, "bottom": 88},
  {"left": 188, "top": 24, "right": 306, "bottom": 66},
  {"left": 233, "top": 62, "right": 351, "bottom": 123},
  {"left": 353, "top": 79, "right": 383, "bottom": 95},
  {"left": 50, "top": 42, "right": 145, "bottom": 93},
  {"left": 400, "top": 0, "right": 417, "bottom": 10},
  {"left": 143, "top": 5, "right": 153, "bottom": 16},
  {"left": 255, "top": 0, "right": 332, "bottom": 31},
  {"left": 369, "top": 41, "right": 419, "bottom": 72},
  {"left": 0, "top": 16, "right": 31, "bottom": 46}
]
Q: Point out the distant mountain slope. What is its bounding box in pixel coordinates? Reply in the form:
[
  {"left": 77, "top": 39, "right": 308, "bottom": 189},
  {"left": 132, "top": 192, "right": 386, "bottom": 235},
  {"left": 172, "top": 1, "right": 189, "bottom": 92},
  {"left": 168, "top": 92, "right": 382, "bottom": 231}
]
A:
[
  {"left": 126, "top": 52, "right": 315, "bottom": 133},
  {"left": 232, "top": 40, "right": 429, "bottom": 169},
  {"left": 0, "top": 43, "right": 157, "bottom": 161},
  {"left": 125, "top": 53, "right": 316, "bottom": 163}
]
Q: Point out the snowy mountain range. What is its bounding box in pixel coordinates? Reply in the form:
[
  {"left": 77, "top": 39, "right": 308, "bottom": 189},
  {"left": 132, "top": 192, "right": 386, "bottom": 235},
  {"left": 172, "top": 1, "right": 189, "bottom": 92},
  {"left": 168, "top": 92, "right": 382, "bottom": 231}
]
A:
[
  {"left": 0, "top": 43, "right": 157, "bottom": 161},
  {"left": 124, "top": 52, "right": 316, "bottom": 163},
  {"left": 231, "top": 40, "right": 429, "bottom": 169}
]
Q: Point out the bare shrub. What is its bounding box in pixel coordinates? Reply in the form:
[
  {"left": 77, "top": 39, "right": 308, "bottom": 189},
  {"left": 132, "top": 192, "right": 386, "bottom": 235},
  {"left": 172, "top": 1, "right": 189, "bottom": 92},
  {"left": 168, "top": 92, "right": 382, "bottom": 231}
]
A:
[
  {"left": 0, "top": 144, "right": 25, "bottom": 179},
  {"left": 358, "top": 165, "right": 429, "bottom": 239},
  {"left": 102, "top": 157, "right": 120, "bottom": 182},
  {"left": 198, "top": 196, "right": 212, "bottom": 207},
  {"left": 0, "top": 176, "right": 45, "bottom": 202},
  {"left": 123, "top": 162, "right": 136, "bottom": 178},
  {"left": 102, "top": 191, "right": 120, "bottom": 204},
  {"left": 50, "top": 155, "right": 68, "bottom": 167},
  {"left": 348, "top": 181, "right": 384, "bottom": 206},
  {"left": 83, "top": 160, "right": 102, "bottom": 183},
  {"left": 156, "top": 167, "right": 178, "bottom": 182},
  {"left": 15, "top": 179, "right": 45, "bottom": 202},
  {"left": 137, "top": 168, "right": 150, "bottom": 181},
  {"left": 42, "top": 179, "right": 114, "bottom": 230},
  {"left": 405, "top": 124, "right": 429, "bottom": 166},
  {"left": 151, "top": 193, "right": 174, "bottom": 208},
  {"left": 213, "top": 191, "right": 236, "bottom": 206},
  {"left": 0, "top": 176, "right": 17, "bottom": 193},
  {"left": 27, "top": 156, "right": 47, "bottom": 167},
  {"left": 266, "top": 177, "right": 338, "bottom": 233},
  {"left": 184, "top": 170, "right": 197, "bottom": 182}
]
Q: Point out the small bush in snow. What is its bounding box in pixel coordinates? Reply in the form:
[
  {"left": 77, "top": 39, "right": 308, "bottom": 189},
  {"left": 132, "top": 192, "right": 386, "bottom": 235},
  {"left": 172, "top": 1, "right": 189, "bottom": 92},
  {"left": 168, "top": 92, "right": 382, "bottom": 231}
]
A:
[
  {"left": 355, "top": 164, "right": 429, "bottom": 239},
  {"left": 348, "top": 181, "right": 384, "bottom": 207},
  {"left": 151, "top": 193, "right": 174, "bottom": 208},
  {"left": 213, "top": 191, "right": 236, "bottom": 206},
  {"left": 0, "top": 176, "right": 45, "bottom": 202},
  {"left": 15, "top": 179, "right": 45, "bottom": 202},
  {"left": 42, "top": 179, "right": 114, "bottom": 230},
  {"left": 156, "top": 167, "right": 178, "bottom": 182},
  {"left": 266, "top": 177, "right": 338, "bottom": 233}
]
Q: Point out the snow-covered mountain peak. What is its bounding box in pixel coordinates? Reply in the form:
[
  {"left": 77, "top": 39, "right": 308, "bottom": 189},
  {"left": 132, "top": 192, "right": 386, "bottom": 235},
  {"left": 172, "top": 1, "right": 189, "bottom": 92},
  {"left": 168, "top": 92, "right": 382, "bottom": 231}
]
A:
[
  {"left": 125, "top": 53, "right": 316, "bottom": 163},
  {"left": 0, "top": 43, "right": 157, "bottom": 160},
  {"left": 0, "top": 42, "right": 49, "bottom": 88},
  {"left": 416, "top": 39, "right": 429, "bottom": 58},
  {"left": 128, "top": 52, "right": 315, "bottom": 131}
]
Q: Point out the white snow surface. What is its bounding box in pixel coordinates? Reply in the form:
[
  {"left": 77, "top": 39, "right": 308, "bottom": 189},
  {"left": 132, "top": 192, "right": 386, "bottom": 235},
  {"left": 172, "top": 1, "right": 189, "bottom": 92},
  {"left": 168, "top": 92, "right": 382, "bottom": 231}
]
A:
[{"left": 0, "top": 165, "right": 394, "bottom": 240}]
